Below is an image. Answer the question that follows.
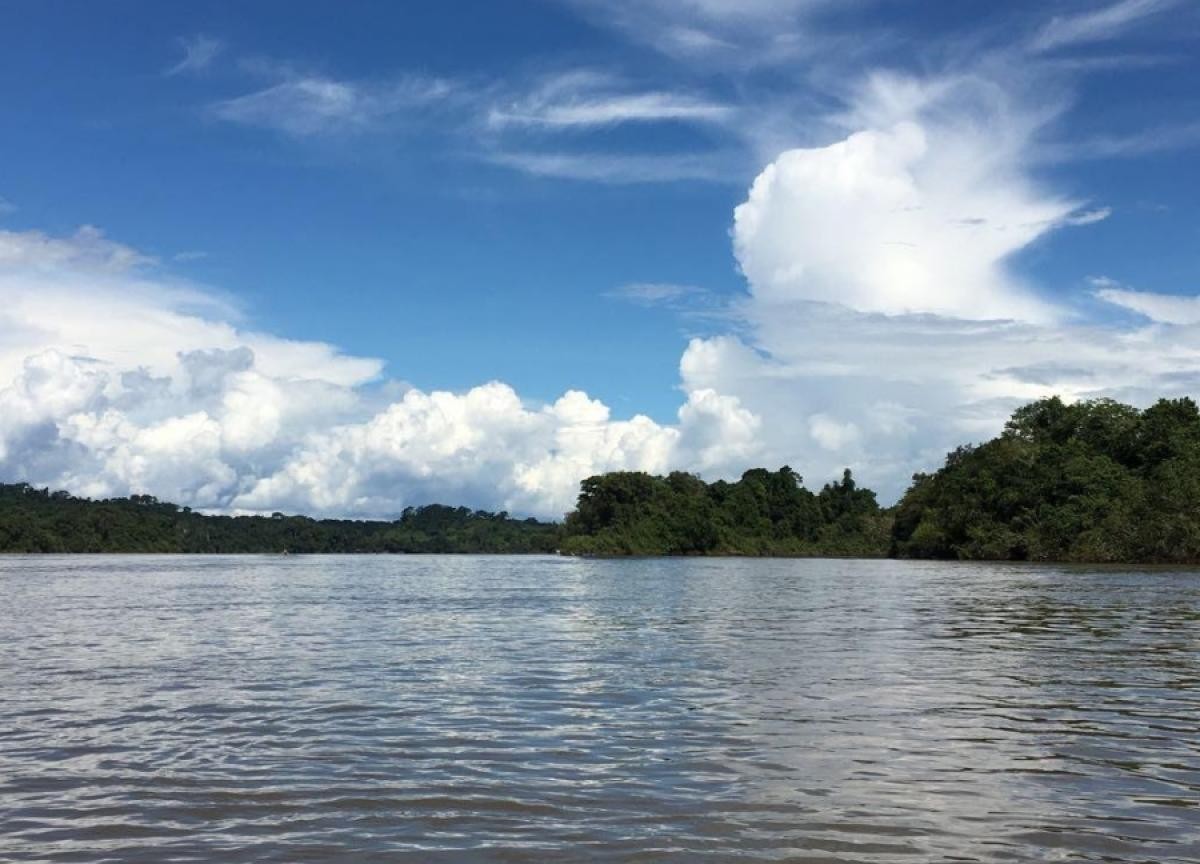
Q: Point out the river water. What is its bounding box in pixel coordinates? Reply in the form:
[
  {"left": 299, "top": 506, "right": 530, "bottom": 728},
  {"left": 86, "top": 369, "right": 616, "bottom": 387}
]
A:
[{"left": 1, "top": 555, "right": 1198, "bottom": 862}]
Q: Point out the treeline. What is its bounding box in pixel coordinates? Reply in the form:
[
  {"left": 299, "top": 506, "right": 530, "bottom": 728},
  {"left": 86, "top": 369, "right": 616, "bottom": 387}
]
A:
[
  {"left": 4, "top": 396, "right": 1200, "bottom": 562},
  {"left": 557, "top": 396, "right": 1200, "bottom": 562},
  {"left": 560, "top": 467, "right": 890, "bottom": 556},
  {"left": 892, "top": 396, "right": 1200, "bottom": 563},
  {"left": 0, "top": 486, "right": 560, "bottom": 553}
]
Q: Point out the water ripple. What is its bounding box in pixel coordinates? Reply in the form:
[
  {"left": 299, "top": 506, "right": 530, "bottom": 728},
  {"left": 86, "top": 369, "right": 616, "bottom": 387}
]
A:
[{"left": 1, "top": 555, "right": 1198, "bottom": 862}]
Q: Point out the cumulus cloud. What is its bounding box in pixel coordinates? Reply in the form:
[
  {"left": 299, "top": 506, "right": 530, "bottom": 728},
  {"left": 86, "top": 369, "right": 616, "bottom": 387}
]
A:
[
  {"left": 233, "top": 384, "right": 760, "bottom": 517},
  {"left": 673, "top": 66, "right": 1200, "bottom": 501},
  {"left": 8, "top": 66, "right": 1200, "bottom": 515},
  {"left": 0, "top": 226, "right": 761, "bottom": 518},
  {"left": 733, "top": 74, "right": 1075, "bottom": 323},
  {"left": 679, "top": 305, "right": 1200, "bottom": 501}
]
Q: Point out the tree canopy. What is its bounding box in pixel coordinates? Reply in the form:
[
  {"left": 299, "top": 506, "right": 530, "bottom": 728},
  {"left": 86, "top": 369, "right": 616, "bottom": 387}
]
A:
[
  {"left": 0, "top": 486, "right": 561, "bottom": 554},
  {"left": 560, "top": 466, "right": 890, "bottom": 557},
  {"left": 891, "top": 396, "right": 1200, "bottom": 563}
]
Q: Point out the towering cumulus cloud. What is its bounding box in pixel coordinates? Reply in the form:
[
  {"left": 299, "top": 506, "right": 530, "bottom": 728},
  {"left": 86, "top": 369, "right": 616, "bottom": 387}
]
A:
[
  {"left": 680, "top": 72, "right": 1200, "bottom": 500},
  {"left": 733, "top": 96, "right": 1071, "bottom": 322}
]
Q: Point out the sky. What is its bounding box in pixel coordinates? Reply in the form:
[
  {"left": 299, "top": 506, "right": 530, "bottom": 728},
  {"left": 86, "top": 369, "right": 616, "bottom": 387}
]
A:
[{"left": 1, "top": 0, "right": 1198, "bottom": 518}]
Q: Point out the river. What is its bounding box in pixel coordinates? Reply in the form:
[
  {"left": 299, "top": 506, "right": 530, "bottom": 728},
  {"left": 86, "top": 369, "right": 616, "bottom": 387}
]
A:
[{"left": 2, "top": 555, "right": 1198, "bottom": 862}]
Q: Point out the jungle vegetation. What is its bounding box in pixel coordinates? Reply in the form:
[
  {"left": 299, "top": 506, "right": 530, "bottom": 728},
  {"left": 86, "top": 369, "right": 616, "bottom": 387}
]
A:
[
  {"left": 560, "top": 467, "right": 890, "bottom": 557},
  {"left": 0, "top": 486, "right": 560, "bottom": 554},
  {"left": 3, "top": 397, "right": 1199, "bottom": 562},
  {"left": 891, "top": 396, "right": 1200, "bottom": 563}
]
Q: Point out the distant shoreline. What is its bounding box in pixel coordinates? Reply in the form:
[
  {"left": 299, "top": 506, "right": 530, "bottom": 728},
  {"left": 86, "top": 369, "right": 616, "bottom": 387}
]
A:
[{"left": 6, "top": 394, "right": 1200, "bottom": 565}]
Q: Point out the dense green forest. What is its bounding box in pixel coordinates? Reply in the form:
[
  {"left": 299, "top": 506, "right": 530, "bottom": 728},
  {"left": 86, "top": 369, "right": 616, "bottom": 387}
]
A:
[
  {"left": 0, "top": 469, "right": 889, "bottom": 557},
  {"left": 892, "top": 396, "right": 1200, "bottom": 563},
  {"left": 561, "top": 467, "right": 890, "bottom": 556},
  {"left": 4, "top": 396, "right": 1199, "bottom": 562},
  {"left": 0, "top": 485, "right": 560, "bottom": 553}
]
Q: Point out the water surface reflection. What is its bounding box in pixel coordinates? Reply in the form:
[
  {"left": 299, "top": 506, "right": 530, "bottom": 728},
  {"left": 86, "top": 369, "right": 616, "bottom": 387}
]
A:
[{"left": 1, "top": 555, "right": 1198, "bottom": 862}]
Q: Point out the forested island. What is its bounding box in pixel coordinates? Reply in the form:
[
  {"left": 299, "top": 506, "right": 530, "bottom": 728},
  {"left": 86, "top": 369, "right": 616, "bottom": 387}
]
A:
[{"left": 2, "top": 396, "right": 1199, "bottom": 562}]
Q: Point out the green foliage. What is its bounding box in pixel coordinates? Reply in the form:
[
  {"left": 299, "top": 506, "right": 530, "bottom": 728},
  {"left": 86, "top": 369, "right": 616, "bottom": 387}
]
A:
[
  {"left": 0, "top": 486, "right": 562, "bottom": 554},
  {"left": 892, "top": 396, "right": 1200, "bottom": 563},
  {"left": 561, "top": 466, "right": 889, "bottom": 557},
  {"left": 10, "top": 394, "right": 1197, "bottom": 563}
]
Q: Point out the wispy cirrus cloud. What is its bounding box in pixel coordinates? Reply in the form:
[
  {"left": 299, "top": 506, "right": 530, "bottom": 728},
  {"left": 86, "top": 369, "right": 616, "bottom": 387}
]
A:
[
  {"left": 561, "top": 0, "right": 847, "bottom": 62},
  {"left": 484, "top": 149, "right": 739, "bottom": 184},
  {"left": 205, "top": 60, "right": 740, "bottom": 182},
  {"left": 478, "top": 69, "right": 741, "bottom": 182},
  {"left": 608, "top": 282, "right": 706, "bottom": 305},
  {"left": 1030, "top": 0, "right": 1179, "bottom": 53},
  {"left": 192, "top": 0, "right": 1195, "bottom": 189},
  {"left": 1093, "top": 276, "right": 1200, "bottom": 325},
  {"left": 1045, "top": 121, "right": 1200, "bottom": 161},
  {"left": 211, "top": 72, "right": 458, "bottom": 136},
  {"left": 166, "top": 34, "right": 224, "bottom": 76},
  {"left": 487, "top": 70, "right": 732, "bottom": 129},
  {"left": 606, "top": 282, "right": 733, "bottom": 323}
]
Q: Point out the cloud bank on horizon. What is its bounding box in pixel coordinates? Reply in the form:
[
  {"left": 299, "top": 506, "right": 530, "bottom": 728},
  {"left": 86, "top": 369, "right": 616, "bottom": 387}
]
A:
[{"left": 1, "top": 0, "right": 1198, "bottom": 518}]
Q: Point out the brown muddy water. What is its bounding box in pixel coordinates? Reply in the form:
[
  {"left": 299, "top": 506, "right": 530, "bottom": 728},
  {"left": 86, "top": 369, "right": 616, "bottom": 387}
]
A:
[{"left": 1, "top": 555, "right": 1198, "bottom": 862}]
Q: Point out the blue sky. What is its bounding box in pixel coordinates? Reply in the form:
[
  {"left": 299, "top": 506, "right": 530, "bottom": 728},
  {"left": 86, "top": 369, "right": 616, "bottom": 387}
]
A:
[
  {"left": 2, "top": 0, "right": 756, "bottom": 417},
  {"left": 1, "top": 0, "right": 1198, "bottom": 517}
]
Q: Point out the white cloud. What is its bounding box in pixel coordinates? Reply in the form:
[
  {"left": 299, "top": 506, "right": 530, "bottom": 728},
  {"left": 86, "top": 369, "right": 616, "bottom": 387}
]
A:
[
  {"left": 212, "top": 74, "right": 456, "bottom": 136},
  {"left": 1031, "top": 0, "right": 1177, "bottom": 53},
  {"left": 485, "top": 149, "right": 737, "bottom": 184},
  {"left": 0, "top": 227, "right": 378, "bottom": 389},
  {"left": 732, "top": 73, "right": 1075, "bottom": 322},
  {"left": 669, "top": 65, "right": 1200, "bottom": 501},
  {"left": 15, "top": 4, "right": 1200, "bottom": 518},
  {"left": 0, "top": 225, "right": 764, "bottom": 518},
  {"left": 479, "top": 70, "right": 740, "bottom": 183},
  {"left": 609, "top": 282, "right": 700, "bottom": 304},
  {"left": 238, "top": 384, "right": 683, "bottom": 518},
  {"left": 679, "top": 307, "right": 1200, "bottom": 501},
  {"left": 487, "top": 71, "right": 731, "bottom": 129},
  {"left": 1095, "top": 281, "right": 1200, "bottom": 325},
  {"left": 234, "top": 385, "right": 761, "bottom": 518},
  {"left": 562, "top": 0, "right": 842, "bottom": 62},
  {"left": 0, "top": 226, "right": 385, "bottom": 506},
  {"left": 166, "top": 34, "right": 224, "bottom": 76},
  {"left": 808, "top": 414, "right": 862, "bottom": 451}
]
